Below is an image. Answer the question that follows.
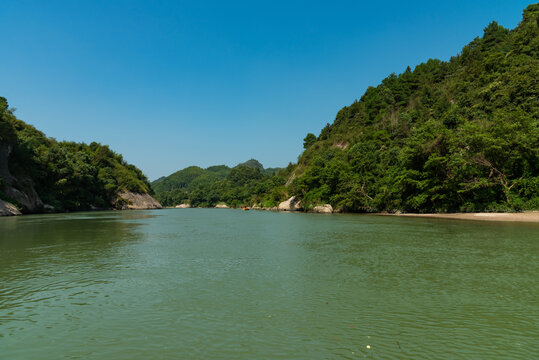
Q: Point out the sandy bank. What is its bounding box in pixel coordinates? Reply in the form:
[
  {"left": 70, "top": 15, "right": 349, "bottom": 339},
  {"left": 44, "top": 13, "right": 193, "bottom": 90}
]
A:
[{"left": 388, "top": 211, "right": 539, "bottom": 223}]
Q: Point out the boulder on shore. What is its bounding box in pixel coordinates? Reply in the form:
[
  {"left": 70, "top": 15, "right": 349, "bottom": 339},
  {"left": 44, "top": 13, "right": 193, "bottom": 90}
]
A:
[
  {"left": 313, "top": 204, "right": 333, "bottom": 213},
  {"left": 278, "top": 196, "right": 302, "bottom": 211},
  {"left": 0, "top": 199, "right": 22, "bottom": 216},
  {"left": 215, "top": 204, "right": 229, "bottom": 209},
  {"left": 175, "top": 204, "right": 191, "bottom": 208},
  {"left": 117, "top": 191, "right": 162, "bottom": 210}
]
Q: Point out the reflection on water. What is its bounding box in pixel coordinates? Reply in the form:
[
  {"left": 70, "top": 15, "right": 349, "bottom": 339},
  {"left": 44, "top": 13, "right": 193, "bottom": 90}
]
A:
[{"left": 0, "top": 209, "right": 538, "bottom": 359}]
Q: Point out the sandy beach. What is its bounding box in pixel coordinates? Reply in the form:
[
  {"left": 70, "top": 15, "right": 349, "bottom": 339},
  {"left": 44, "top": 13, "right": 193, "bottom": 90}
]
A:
[{"left": 390, "top": 211, "right": 539, "bottom": 223}]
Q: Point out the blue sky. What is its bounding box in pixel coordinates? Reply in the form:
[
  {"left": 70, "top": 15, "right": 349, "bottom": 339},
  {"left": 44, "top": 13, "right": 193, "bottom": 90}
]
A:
[{"left": 0, "top": 0, "right": 534, "bottom": 180}]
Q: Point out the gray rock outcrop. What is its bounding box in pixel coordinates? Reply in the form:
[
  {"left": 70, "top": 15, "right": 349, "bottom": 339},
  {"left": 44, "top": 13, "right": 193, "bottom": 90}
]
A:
[
  {"left": 0, "top": 199, "right": 22, "bottom": 216},
  {"left": 4, "top": 179, "right": 44, "bottom": 212},
  {"left": 175, "top": 203, "right": 191, "bottom": 208},
  {"left": 278, "top": 196, "right": 302, "bottom": 211},
  {"left": 215, "top": 204, "right": 229, "bottom": 208},
  {"left": 117, "top": 191, "right": 162, "bottom": 210},
  {"left": 1, "top": 142, "right": 44, "bottom": 214}
]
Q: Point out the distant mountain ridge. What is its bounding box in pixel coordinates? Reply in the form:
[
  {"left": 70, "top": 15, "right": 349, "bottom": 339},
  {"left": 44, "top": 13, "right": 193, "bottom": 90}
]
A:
[{"left": 152, "top": 159, "right": 285, "bottom": 207}]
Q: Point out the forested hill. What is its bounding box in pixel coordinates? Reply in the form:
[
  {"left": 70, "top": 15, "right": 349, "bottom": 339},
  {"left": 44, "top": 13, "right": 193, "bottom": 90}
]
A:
[
  {"left": 152, "top": 160, "right": 285, "bottom": 207},
  {"left": 0, "top": 97, "right": 159, "bottom": 214},
  {"left": 287, "top": 4, "right": 539, "bottom": 213}
]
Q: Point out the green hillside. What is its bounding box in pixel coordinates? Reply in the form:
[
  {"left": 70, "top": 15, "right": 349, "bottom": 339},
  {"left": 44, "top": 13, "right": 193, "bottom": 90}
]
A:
[
  {"left": 0, "top": 97, "right": 154, "bottom": 212},
  {"left": 286, "top": 4, "right": 538, "bottom": 213},
  {"left": 153, "top": 159, "right": 286, "bottom": 207}
]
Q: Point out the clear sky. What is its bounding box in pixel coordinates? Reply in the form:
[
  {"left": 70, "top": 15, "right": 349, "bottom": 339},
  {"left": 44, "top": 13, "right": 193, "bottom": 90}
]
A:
[{"left": 0, "top": 0, "right": 535, "bottom": 180}]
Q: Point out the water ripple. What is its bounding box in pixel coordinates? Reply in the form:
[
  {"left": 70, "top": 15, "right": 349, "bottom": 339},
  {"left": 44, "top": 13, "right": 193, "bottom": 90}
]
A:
[{"left": 1, "top": 210, "right": 537, "bottom": 359}]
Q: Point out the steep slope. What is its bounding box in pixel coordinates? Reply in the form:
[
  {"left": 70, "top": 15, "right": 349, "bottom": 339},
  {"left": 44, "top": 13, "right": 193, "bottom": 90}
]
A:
[
  {"left": 288, "top": 4, "right": 539, "bottom": 213},
  {"left": 0, "top": 97, "right": 161, "bottom": 214}
]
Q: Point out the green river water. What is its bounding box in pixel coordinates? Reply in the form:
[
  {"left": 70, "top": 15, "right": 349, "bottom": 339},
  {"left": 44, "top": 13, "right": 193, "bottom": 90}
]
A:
[{"left": 0, "top": 209, "right": 537, "bottom": 359}]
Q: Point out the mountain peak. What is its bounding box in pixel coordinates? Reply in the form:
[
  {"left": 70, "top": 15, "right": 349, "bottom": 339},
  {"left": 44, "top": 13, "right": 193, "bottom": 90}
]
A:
[{"left": 236, "top": 159, "right": 264, "bottom": 171}]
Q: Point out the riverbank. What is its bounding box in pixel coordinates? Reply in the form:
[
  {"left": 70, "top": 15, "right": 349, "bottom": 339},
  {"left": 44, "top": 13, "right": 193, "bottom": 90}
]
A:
[
  {"left": 386, "top": 211, "right": 539, "bottom": 223},
  {"left": 5, "top": 201, "right": 539, "bottom": 224},
  {"left": 0, "top": 190, "right": 162, "bottom": 217},
  {"left": 169, "top": 206, "right": 539, "bottom": 223}
]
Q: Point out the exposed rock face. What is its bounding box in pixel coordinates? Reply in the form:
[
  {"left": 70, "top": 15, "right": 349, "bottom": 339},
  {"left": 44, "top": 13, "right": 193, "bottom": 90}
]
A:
[
  {"left": 175, "top": 203, "right": 191, "bottom": 208},
  {"left": 0, "top": 199, "right": 22, "bottom": 216},
  {"left": 278, "top": 196, "right": 302, "bottom": 211},
  {"left": 215, "top": 204, "right": 229, "bottom": 208},
  {"left": 333, "top": 141, "right": 349, "bottom": 150},
  {"left": 313, "top": 204, "right": 333, "bottom": 213},
  {"left": 285, "top": 172, "right": 297, "bottom": 186},
  {"left": 1, "top": 142, "right": 44, "bottom": 214},
  {"left": 4, "top": 179, "right": 44, "bottom": 212},
  {"left": 117, "top": 191, "right": 162, "bottom": 210}
]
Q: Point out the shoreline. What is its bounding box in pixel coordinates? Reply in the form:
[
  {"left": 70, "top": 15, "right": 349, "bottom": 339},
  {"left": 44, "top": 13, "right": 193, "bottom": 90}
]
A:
[
  {"left": 384, "top": 211, "right": 539, "bottom": 223},
  {"left": 169, "top": 207, "right": 539, "bottom": 223},
  {"left": 4, "top": 205, "right": 539, "bottom": 223}
]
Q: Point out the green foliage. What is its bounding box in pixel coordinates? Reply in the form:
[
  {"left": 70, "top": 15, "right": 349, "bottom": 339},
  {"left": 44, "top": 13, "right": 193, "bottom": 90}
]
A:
[
  {"left": 152, "top": 165, "right": 230, "bottom": 205},
  {"left": 0, "top": 97, "right": 17, "bottom": 143},
  {"left": 303, "top": 133, "right": 317, "bottom": 149},
  {"left": 152, "top": 160, "right": 286, "bottom": 208},
  {"left": 288, "top": 5, "right": 539, "bottom": 213},
  {"left": 0, "top": 102, "right": 153, "bottom": 211},
  {"left": 236, "top": 159, "right": 264, "bottom": 171}
]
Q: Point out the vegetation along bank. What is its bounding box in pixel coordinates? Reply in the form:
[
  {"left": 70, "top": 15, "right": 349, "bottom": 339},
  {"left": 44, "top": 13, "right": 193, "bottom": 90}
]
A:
[
  {"left": 0, "top": 97, "right": 161, "bottom": 216},
  {"left": 153, "top": 5, "right": 539, "bottom": 214}
]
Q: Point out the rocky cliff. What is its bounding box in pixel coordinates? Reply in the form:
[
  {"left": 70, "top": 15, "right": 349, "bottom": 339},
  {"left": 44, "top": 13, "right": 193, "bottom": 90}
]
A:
[
  {"left": 0, "top": 141, "right": 44, "bottom": 215},
  {"left": 116, "top": 191, "right": 163, "bottom": 210}
]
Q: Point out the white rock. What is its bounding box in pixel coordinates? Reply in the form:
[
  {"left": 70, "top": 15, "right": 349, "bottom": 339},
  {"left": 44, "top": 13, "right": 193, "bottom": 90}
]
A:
[
  {"left": 117, "top": 191, "right": 162, "bottom": 210},
  {"left": 0, "top": 199, "right": 22, "bottom": 216},
  {"left": 278, "top": 196, "right": 302, "bottom": 211},
  {"left": 313, "top": 204, "right": 333, "bottom": 213}
]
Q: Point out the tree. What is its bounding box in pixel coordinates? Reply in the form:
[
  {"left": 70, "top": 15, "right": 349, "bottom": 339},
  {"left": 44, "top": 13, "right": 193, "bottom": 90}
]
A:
[{"left": 303, "top": 133, "right": 317, "bottom": 149}]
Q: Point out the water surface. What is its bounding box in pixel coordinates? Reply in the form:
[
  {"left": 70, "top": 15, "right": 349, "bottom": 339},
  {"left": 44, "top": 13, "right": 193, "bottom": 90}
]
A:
[{"left": 1, "top": 209, "right": 538, "bottom": 359}]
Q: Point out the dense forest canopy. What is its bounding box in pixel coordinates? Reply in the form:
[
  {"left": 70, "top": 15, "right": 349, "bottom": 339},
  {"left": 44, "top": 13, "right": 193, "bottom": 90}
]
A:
[
  {"left": 0, "top": 97, "right": 153, "bottom": 212},
  {"left": 152, "top": 159, "right": 287, "bottom": 207},
  {"left": 287, "top": 4, "right": 539, "bottom": 212}
]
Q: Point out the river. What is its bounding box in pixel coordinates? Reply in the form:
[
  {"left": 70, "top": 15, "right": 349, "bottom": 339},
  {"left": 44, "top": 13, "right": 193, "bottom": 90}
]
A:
[{"left": 1, "top": 209, "right": 537, "bottom": 359}]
